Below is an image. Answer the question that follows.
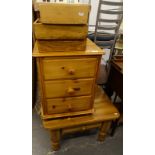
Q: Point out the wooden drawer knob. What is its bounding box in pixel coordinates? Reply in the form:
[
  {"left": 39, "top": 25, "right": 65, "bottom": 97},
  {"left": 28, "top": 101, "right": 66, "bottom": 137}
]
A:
[
  {"left": 67, "top": 87, "right": 75, "bottom": 94},
  {"left": 68, "top": 69, "right": 75, "bottom": 75}
]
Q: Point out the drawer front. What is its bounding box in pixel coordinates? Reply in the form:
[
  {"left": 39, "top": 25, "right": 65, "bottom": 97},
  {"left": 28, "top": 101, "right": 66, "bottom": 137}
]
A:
[
  {"left": 42, "top": 58, "right": 98, "bottom": 80},
  {"left": 44, "top": 78, "right": 94, "bottom": 98},
  {"left": 62, "top": 123, "right": 101, "bottom": 135},
  {"left": 46, "top": 96, "right": 91, "bottom": 114}
]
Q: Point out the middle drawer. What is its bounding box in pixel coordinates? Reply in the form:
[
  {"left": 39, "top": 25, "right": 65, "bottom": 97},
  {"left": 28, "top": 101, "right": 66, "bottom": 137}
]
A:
[
  {"left": 42, "top": 58, "right": 98, "bottom": 80},
  {"left": 44, "top": 78, "right": 94, "bottom": 98}
]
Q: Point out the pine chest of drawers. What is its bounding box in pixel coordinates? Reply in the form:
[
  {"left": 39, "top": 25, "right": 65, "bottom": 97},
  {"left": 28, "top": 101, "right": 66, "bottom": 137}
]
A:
[{"left": 33, "top": 39, "right": 104, "bottom": 119}]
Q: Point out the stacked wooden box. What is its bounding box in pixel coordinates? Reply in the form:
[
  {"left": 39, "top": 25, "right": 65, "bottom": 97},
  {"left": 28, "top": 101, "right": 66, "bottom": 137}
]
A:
[{"left": 33, "top": 3, "right": 91, "bottom": 52}]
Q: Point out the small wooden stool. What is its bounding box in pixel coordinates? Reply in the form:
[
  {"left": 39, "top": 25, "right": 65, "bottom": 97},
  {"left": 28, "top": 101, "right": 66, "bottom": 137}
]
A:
[{"left": 42, "top": 86, "right": 120, "bottom": 151}]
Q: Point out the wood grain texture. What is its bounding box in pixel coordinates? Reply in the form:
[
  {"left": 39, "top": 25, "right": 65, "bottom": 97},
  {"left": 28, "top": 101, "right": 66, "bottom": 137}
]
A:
[
  {"left": 46, "top": 96, "right": 92, "bottom": 114},
  {"left": 62, "top": 123, "right": 101, "bottom": 135},
  {"left": 44, "top": 78, "right": 94, "bottom": 98},
  {"left": 39, "top": 3, "right": 91, "bottom": 24},
  {"left": 34, "top": 39, "right": 104, "bottom": 119},
  {"left": 32, "top": 39, "right": 104, "bottom": 57},
  {"left": 50, "top": 130, "right": 60, "bottom": 151},
  {"left": 36, "top": 58, "right": 47, "bottom": 114},
  {"left": 97, "top": 121, "right": 112, "bottom": 141},
  {"left": 37, "top": 39, "right": 86, "bottom": 52},
  {"left": 37, "top": 55, "right": 101, "bottom": 118},
  {"left": 43, "top": 86, "right": 120, "bottom": 130},
  {"left": 42, "top": 57, "right": 98, "bottom": 80},
  {"left": 41, "top": 108, "right": 94, "bottom": 120},
  {"left": 33, "top": 19, "right": 88, "bottom": 40}
]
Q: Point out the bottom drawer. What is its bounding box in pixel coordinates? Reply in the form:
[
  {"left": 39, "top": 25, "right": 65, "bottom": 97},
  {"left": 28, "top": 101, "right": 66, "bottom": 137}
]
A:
[
  {"left": 62, "top": 123, "right": 101, "bottom": 135},
  {"left": 46, "top": 96, "right": 92, "bottom": 115}
]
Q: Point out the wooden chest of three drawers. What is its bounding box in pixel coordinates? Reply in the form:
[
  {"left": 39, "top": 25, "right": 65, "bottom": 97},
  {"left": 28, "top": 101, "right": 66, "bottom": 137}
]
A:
[{"left": 33, "top": 39, "right": 104, "bottom": 119}]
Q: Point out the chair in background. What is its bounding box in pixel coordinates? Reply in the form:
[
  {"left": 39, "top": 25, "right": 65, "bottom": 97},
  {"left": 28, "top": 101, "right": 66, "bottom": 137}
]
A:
[
  {"left": 88, "top": 0, "right": 123, "bottom": 85},
  {"left": 94, "top": 0, "right": 123, "bottom": 49}
]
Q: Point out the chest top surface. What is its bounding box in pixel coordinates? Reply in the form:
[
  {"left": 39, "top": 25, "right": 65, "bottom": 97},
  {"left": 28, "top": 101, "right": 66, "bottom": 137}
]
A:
[{"left": 32, "top": 39, "right": 104, "bottom": 57}]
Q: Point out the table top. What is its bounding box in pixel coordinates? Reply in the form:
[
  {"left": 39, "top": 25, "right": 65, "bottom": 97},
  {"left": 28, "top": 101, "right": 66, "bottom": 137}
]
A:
[
  {"left": 111, "top": 56, "right": 123, "bottom": 74},
  {"left": 32, "top": 39, "right": 104, "bottom": 57},
  {"left": 42, "top": 85, "right": 119, "bottom": 130}
]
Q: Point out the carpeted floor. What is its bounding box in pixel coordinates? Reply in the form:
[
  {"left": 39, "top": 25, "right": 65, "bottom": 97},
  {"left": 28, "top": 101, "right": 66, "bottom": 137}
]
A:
[{"left": 32, "top": 111, "right": 123, "bottom": 155}]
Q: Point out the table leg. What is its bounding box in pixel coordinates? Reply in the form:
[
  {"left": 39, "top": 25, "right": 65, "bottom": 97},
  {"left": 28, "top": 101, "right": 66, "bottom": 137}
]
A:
[
  {"left": 50, "top": 130, "right": 61, "bottom": 151},
  {"left": 97, "top": 121, "right": 111, "bottom": 141}
]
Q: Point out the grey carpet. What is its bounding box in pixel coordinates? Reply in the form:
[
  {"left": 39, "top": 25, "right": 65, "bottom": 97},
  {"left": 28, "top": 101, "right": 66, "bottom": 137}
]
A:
[{"left": 32, "top": 111, "right": 123, "bottom": 155}]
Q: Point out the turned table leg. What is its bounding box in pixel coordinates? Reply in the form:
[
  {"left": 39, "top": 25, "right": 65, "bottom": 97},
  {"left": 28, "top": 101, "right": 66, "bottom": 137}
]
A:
[
  {"left": 50, "top": 130, "right": 61, "bottom": 151},
  {"left": 98, "top": 121, "right": 111, "bottom": 141}
]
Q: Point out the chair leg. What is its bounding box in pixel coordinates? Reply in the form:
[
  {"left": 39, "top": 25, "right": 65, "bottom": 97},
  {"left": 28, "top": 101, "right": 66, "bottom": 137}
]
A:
[
  {"left": 50, "top": 130, "right": 61, "bottom": 151},
  {"left": 110, "top": 120, "right": 119, "bottom": 136},
  {"left": 113, "top": 93, "right": 117, "bottom": 103},
  {"left": 97, "top": 121, "right": 111, "bottom": 141}
]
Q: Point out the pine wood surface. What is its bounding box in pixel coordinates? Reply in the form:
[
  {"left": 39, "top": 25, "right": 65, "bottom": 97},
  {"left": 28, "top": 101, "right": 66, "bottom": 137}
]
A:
[
  {"left": 62, "top": 123, "right": 101, "bottom": 135},
  {"left": 36, "top": 55, "right": 100, "bottom": 119},
  {"left": 33, "top": 19, "right": 88, "bottom": 40},
  {"left": 50, "top": 120, "right": 112, "bottom": 151},
  {"left": 34, "top": 39, "right": 104, "bottom": 119},
  {"left": 46, "top": 95, "right": 92, "bottom": 114},
  {"left": 37, "top": 39, "right": 86, "bottom": 52},
  {"left": 42, "top": 86, "right": 120, "bottom": 130},
  {"left": 39, "top": 3, "right": 91, "bottom": 24},
  {"left": 41, "top": 107, "right": 94, "bottom": 120},
  {"left": 32, "top": 39, "right": 104, "bottom": 57},
  {"left": 44, "top": 78, "right": 94, "bottom": 98},
  {"left": 50, "top": 130, "right": 60, "bottom": 151},
  {"left": 97, "top": 121, "right": 112, "bottom": 141},
  {"left": 42, "top": 57, "right": 98, "bottom": 80}
]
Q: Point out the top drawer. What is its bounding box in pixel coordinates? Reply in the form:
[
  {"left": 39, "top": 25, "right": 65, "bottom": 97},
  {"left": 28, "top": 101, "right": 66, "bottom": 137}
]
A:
[
  {"left": 42, "top": 58, "right": 98, "bottom": 80},
  {"left": 39, "top": 3, "right": 90, "bottom": 24}
]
